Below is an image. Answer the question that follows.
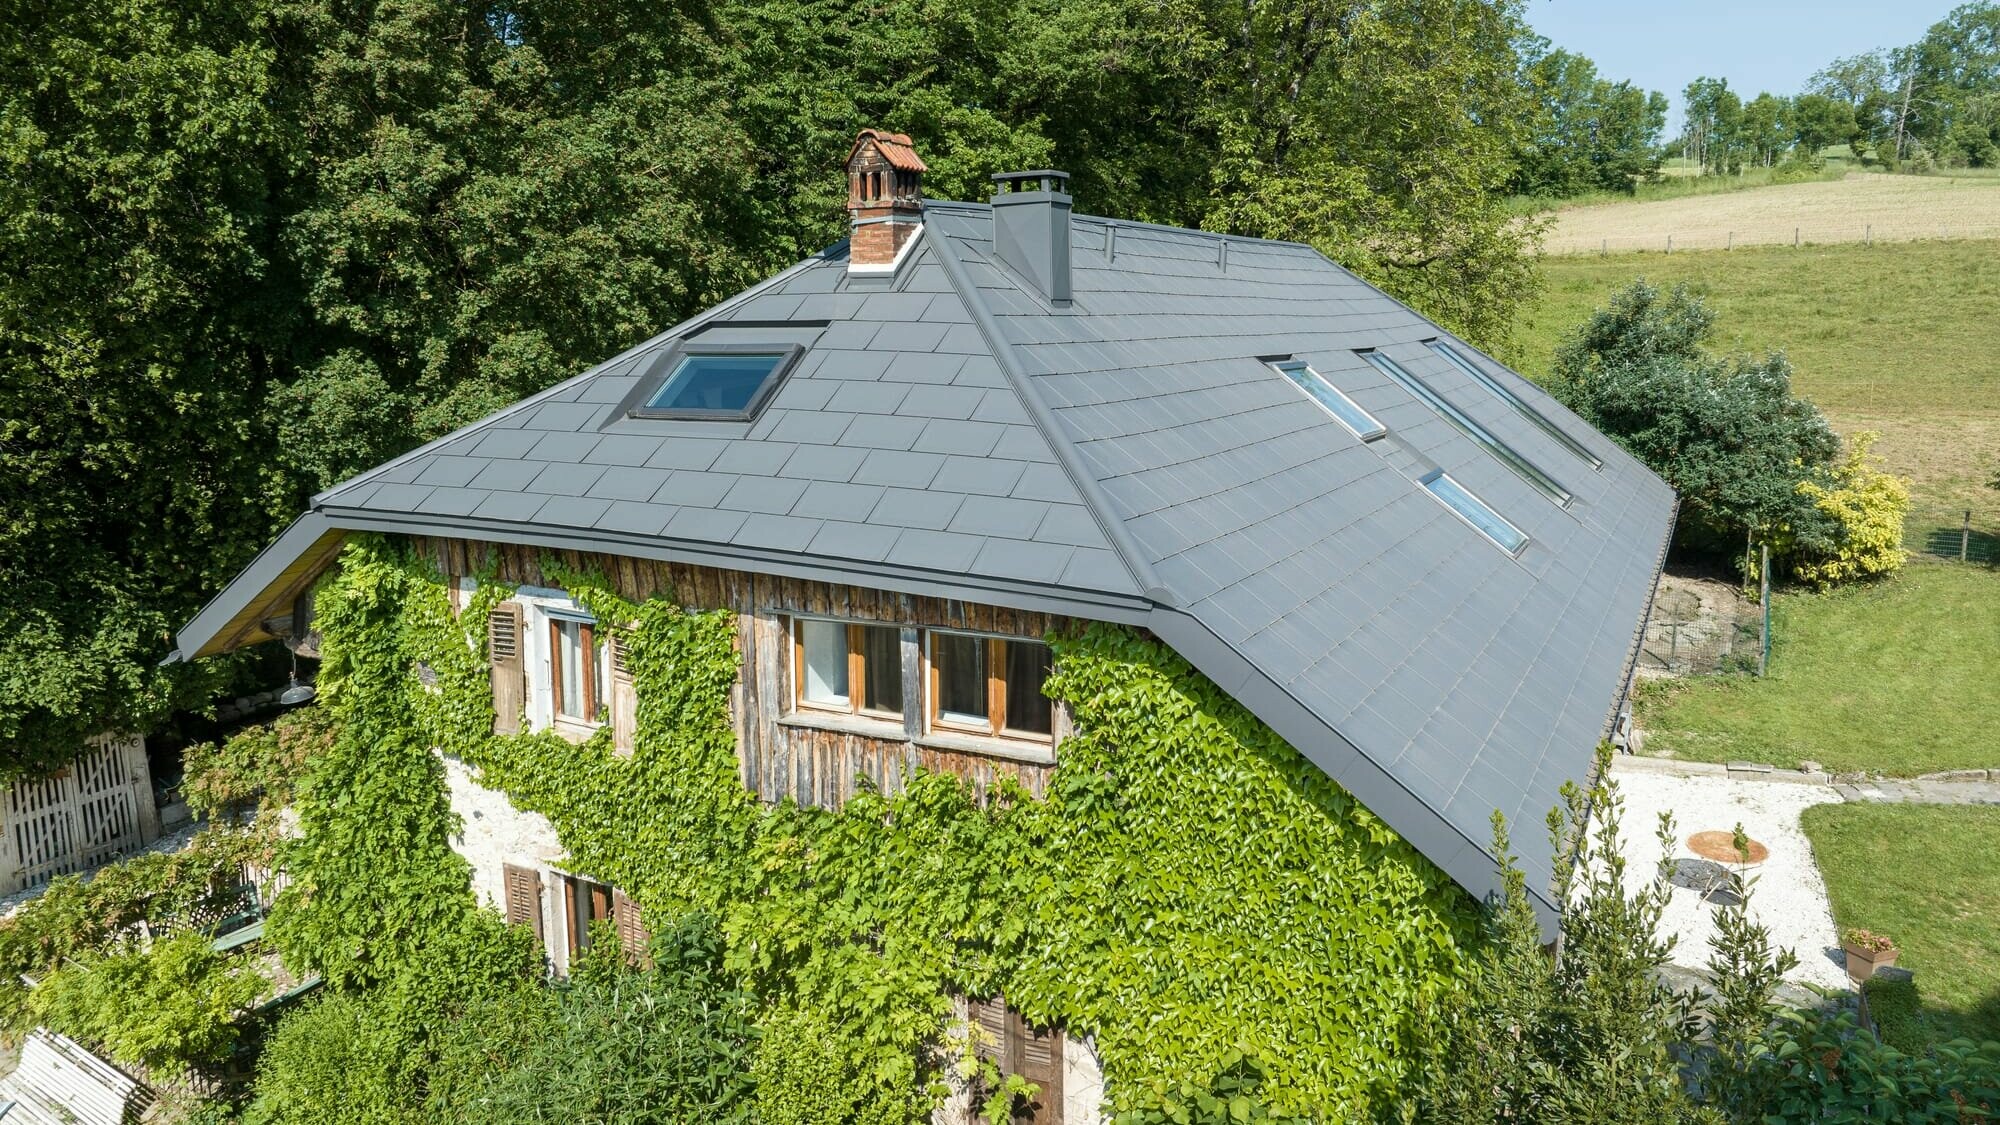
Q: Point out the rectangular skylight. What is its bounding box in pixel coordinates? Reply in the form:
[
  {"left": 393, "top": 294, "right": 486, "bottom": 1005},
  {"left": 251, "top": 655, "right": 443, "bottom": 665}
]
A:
[
  {"left": 1429, "top": 341, "right": 1604, "bottom": 470},
  {"left": 1359, "top": 350, "right": 1573, "bottom": 508},
  {"left": 647, "top": 353, "right": 787, "bottom": 413},
  {"left": 1422, "top": 471, "right": 1528, "bottom": 554},
  {"left": 1271, "top": 360, "right": 1387, "bottom": 441}
]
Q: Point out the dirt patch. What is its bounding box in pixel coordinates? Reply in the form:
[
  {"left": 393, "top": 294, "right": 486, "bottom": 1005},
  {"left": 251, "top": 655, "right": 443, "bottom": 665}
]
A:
[{"left": 1638, "top": 566, "right": 1761, "bottom": 678}]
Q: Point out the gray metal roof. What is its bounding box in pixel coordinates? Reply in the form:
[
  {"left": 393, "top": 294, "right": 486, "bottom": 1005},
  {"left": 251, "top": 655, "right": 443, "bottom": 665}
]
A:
[{"left": 178, "top": 201, "right": 1674, "bottom": 925}]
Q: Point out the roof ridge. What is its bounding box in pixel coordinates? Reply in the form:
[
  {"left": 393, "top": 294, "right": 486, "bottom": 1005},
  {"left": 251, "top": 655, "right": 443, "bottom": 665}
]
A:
[
  {"left": 311, "top": 250, "right": 840, "bottom": 507},
  {"left": 924, "top": 222, "right": 1172, "bottom": 605}
]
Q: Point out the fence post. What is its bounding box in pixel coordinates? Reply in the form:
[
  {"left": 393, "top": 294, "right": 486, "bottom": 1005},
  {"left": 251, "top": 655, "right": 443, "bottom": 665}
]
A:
[
  {"left": 1666, "top": 234, "right": 1673, "bottom": 254},
  {"left": 1866, "top": 223, "right": 1872, "bottom": 245},
  {"left": 1794, "top": 226, "right": 1800, "bottom": 248},
  {"left": 1601, "top": 238, "right": 1607, "bottom": 257},
  {"left": 1759, "top": 545, "right": 1771, "bottom": 677},
  {"left": 1727, "top": 231, "right": 1734, "bottom": 250},
  {"left": 1964, "top": 510, "right": 1973, "bottom": 562}
]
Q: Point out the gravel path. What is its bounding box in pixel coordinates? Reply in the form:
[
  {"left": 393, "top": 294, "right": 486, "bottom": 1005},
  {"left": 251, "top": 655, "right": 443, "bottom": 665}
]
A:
[{"left": 1610, "top": 765, "right": 1850, "bottom": 991}]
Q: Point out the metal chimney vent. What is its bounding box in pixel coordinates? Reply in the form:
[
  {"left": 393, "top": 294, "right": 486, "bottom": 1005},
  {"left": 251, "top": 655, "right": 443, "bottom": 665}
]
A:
[{"left": 990, "top": 170, "right": 1072, "bottom": 304}]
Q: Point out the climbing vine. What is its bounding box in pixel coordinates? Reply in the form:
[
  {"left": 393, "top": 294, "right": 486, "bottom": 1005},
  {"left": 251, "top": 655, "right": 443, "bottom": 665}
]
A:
[{"left": 290, "top": 536, "right": 1479, "bottom": 1119}]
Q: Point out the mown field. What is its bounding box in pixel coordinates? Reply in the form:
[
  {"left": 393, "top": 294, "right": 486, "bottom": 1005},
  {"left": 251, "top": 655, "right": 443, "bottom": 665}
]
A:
[
  {"left": 1539, "top": 173, "right": 2000, "bottom": 254},
  {"left": 1802, "top": 803, "right": 2000, "bottom": 1047}
]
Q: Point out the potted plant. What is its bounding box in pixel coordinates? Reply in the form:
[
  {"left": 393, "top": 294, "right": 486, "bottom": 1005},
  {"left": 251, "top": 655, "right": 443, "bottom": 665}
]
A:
[{"left": 1842, "top": 927, "right": 1899, "bottom": 982}]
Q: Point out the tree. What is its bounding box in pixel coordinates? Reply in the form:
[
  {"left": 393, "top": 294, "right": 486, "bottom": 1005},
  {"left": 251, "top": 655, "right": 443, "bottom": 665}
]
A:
[
  {"left": 1509, "top": 42, "right": 1667, "bottom": 196},
  {"left": 1548, "top": 281, "right": 1840, "bottom": 560},
  {"left": 1682, "top": 77, "right": 1746, "bottom": 174},
  {"left": 1791, "top": 92, "right": 1858, "bottom": 155},
  {"left": 1740, "top": 92, "right": 1793, "bottom": 166}
]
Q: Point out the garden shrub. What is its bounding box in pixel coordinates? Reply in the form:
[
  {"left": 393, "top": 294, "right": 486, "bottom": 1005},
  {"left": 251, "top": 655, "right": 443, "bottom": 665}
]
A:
[
  {"left": 1746, "top": 1004, "right": 2000, "bottom": 1123},
  {"left": 0, "top": 824, "right": 274, "bottom": 1037},
  {"left": 1788, "top": 431, "right": 1910, "bottom": 588},
  {"left": 28, "top": 930, "right": 268, "bottom": 1076},
  {"left": 183, "top": 707, "right": 336, "bottom": 820}
]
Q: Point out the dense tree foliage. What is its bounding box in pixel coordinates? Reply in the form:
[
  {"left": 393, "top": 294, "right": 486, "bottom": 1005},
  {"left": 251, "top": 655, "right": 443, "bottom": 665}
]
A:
[
  {"left": 0, "top": 0, "right": 1545, "bottom": 778},
  {"left": 1508, "top": 41, "right": 1668, "bottom": 196},
  {"left": 1548, "top": 281, "right": 1843, "bottom": 562},
  {"left": 1806, "top": 2, "right": 2000, "bottom": 167}
]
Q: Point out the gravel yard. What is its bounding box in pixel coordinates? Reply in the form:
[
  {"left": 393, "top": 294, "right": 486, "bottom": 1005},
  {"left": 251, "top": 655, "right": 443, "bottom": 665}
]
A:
[{"left": 1610, "top": 763, "right": 1849, "bottom": 991}]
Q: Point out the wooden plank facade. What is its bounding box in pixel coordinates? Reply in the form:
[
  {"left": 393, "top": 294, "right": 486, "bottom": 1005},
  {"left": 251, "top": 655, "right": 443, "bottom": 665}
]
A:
[{"left": 419, "top": 537, "right": 1074, "bottom": 809}]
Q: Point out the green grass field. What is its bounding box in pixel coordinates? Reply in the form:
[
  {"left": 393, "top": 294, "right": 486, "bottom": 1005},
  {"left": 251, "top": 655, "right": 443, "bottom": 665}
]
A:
[
  {"left": 1801, "top": 803, "right": 2000, "bottom": 1046},
  {"left": 1632, "top": 565, "right": 2000, "bottom": 774},
  {"left": 1511, "top": 240, "right": 2000, "bottom": 550}
]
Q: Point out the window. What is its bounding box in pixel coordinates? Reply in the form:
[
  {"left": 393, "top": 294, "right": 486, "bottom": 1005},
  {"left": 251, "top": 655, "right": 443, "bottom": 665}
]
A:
[
  {"left": 550, "top": 616, "right": 607, "bottom": 724},
  {"left": 1360, "top": 350, "right": 1574, "bottom": 508},
  {"left": 1429, "top": 341, "right": 1603, "bottom": 470},
  {"left": 620, "top": 341, "right": 805, "bottom": 421},
  {"left": 793, "top": 619, "right": 904, "bottom": 719},
  {"left": 928, "top": 632, "right": 1052, "bottom": 740},
  {"left": 1423, "top": 470, "right": 1528, "bottom": 554},
  {"left": 1271, "top": 359, "right": 1386, "bottom": 441},
  {"left": 562, "top": 873, "right": 615, "bottom": 956}
]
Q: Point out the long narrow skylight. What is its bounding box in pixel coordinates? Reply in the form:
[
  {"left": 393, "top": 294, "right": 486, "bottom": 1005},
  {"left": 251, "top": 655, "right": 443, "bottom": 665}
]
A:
[
  {"left": 1429, "top": 341, "right": 1603, "bottom": 470},
  {"left": 1422, "top": 471, "right": 1528, "bottom": 554},
  {"left": 1359, "top": 350, "right": 1573, "bottom": 508},
  {"left": 1271, "top": 360, "right": 1386, "bottom": 441}
]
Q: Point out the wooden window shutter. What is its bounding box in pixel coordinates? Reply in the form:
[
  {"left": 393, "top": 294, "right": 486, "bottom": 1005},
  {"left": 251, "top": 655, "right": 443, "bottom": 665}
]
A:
[
  {"left": 501, "top": 863, "right": 543, "bottom": 943},
  {"left": 1008, "top": 1008, "right": 1065, "bottom": 1125},
  {"left": 609, "top": 633, "right": 638, "bottom": 758},
  {"left": 612, "top": 889, "right": 651, "bottom": 968},
  {"left": 488, "top": 602, "right": 526, "bottom": 734},
  {"left": 971, "top": 996, "right": 1008, "bottom": 1066}
]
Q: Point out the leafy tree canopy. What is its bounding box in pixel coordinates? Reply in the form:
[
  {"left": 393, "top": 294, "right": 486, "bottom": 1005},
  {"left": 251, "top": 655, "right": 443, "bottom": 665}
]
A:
[
  {"left": 0, "top": 0, "right": 1547, "bottom": 777},
  {"left": 1548, "top": 281, "right": 1841, "bottom": 558}
]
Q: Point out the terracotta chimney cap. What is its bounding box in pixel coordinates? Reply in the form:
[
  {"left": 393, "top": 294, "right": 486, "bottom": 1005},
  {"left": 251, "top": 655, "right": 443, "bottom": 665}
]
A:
[{"left": 849, "top": 129, "right": 928, "bottom": 174}]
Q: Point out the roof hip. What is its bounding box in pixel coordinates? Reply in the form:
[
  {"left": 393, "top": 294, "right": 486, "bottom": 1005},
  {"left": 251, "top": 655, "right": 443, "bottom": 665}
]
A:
[{"left": 925, "top": 228, "right": 1173, "bottom": 605}]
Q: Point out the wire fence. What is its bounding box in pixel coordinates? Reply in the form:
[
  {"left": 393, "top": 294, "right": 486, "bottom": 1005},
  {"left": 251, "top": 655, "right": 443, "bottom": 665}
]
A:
[
  {"left": 1548, "top": 223, "right": 2000, "bottom": 256},
  {"left": 1908, "top": 503, "right": 2000, "bottom": 566}
]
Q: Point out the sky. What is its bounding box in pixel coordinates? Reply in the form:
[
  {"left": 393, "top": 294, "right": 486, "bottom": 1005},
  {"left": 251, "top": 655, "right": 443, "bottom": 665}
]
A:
[{"left": 1524, "top": 1, "right": 1947, "bottom": 128}]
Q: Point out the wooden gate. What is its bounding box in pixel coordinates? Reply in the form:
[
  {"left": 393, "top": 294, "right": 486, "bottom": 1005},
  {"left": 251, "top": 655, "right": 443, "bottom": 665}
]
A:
[{"left": 4, "top": 735, "right": 153, "bottom": 893}]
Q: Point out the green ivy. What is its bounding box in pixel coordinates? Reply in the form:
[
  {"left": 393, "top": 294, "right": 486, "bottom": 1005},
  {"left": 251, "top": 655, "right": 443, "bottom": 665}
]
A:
[{"left": 290, "top": 536, "right": 1479, "bottom": 1118}]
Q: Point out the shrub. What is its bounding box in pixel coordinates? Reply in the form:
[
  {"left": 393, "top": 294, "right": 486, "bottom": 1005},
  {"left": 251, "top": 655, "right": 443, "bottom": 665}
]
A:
[
  {"left": 1787, "top": 432, "right": 1910, "bottom": 588},
  {"left": 183, "top": 707, "right": 335, "bottom": 820},
  {"left": 1748, "top": 1004, "right": 2000, "bottom": 1122},
  {"left": 1549, "top": 281, "right": 1840, "bottom": 564},
  {"left": 752, "top": 1002, "right": 908, "bottom": 1125},
  {"left": 28, "top": 931, "right": 268, "bottom": 1076},
  {"left": 1110, "top": 1053, "right": 1310, "bottom": 1125},
  {"left": 243, "top": 990, "right": 411, "bottom": 1125}
]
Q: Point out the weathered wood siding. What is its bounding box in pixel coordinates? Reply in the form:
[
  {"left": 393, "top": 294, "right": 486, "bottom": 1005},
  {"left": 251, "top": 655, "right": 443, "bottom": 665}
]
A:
[{"left": 418, "top": 538, "right": 1073, "bottom": 808}]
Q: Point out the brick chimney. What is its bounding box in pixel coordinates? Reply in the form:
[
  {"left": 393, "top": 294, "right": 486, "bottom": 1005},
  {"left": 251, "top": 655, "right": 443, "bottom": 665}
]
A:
[{"left": 846, "top": 129, "right": 926, "bottom": 272}]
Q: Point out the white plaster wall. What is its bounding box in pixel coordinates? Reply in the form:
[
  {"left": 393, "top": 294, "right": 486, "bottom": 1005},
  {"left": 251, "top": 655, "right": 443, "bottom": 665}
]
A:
[
  {"left": 440, "top": 753, "right": 563, "bottom": 917},
  {"left": 1062, "top": 1035, "right": 1106, "bottom": 1125}
]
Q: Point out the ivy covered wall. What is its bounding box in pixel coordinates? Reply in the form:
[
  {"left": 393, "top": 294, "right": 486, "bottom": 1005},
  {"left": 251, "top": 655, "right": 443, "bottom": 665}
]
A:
[{"left": 288, "top": 535, "right": 1479, "bottom": 1119}]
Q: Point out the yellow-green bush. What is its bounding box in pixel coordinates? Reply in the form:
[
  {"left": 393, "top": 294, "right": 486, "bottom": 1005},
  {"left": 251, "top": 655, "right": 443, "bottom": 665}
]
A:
[{"left": 1791, "top": 432, "right": 1910, "bottom": 588}]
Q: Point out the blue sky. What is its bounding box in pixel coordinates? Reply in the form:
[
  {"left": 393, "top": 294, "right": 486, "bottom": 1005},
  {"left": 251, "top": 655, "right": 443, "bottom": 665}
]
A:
[{"left": 1524, "top": 1, "right": 1948, "bottom": 128}]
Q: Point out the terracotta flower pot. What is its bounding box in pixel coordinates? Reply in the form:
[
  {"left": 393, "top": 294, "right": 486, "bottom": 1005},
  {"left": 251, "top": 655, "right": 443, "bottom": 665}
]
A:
[{"left": 1843, "top": 941, "right": 1899, "bottom": 982}]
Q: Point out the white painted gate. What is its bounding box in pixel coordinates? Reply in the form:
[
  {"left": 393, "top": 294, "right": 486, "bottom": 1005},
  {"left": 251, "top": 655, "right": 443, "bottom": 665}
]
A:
[{"left": 3, "top": 735, "right": 155, "bottom": 893}]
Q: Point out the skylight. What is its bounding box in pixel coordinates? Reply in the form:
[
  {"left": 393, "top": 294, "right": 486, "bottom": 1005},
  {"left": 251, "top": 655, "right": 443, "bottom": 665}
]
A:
[
  {"left": 1428, "top": 341, "right": 1603, "bottom": 470},
  {"left": 1422, "top": 471, "right": 1528, "bottom": 554},
  {"left": 1271, "top": 360, "right": 1386, "bottom": 441},
  {"left": 621, "top": 342, "right": 806, "bottom": 422},
  {"left": 1359, "top": 350, "right": 1573, "bottom": 508}
]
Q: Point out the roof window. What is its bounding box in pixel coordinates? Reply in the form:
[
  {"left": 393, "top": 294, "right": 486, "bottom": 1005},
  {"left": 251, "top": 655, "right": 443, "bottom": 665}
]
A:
[
  {"left": 620, "top": 341, "right": 805, "bottom": 422},
  {"left": 1271, "top": 360, "right": 1386, "bottom": 441},
  {"left": 1359, "top": 350, "right": 1573, "bottom": 508},
  {"left": 1422, "top": 470, "right": 1528, "bottom": 554},
  {"left": 1429, "top": 341, "right": 1603, "bottom": 470}
]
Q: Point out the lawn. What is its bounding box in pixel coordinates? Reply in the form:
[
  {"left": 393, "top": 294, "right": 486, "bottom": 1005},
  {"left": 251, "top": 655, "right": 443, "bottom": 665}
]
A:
[
  {"left": 1511, "top": 240, "right": 2000, "bottom": 555},
  {"left": 1801, "top": 803, "right": 2000, "bottom": 1047},
  {"left": 1631, "top": 564, "right": 2000, "bottom": 776}
]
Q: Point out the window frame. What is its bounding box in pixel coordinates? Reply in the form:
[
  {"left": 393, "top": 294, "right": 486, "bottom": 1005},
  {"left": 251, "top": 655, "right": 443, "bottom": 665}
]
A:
[
  {"left": 616, "top": 340, "right": 807, "bottom": 423},
  {"left": 1428, "top": 340, "right": 1604, "bottom": 470},
  {"left": 1421, "top": 469, "right": 1529, "bottom": 555},
  {"left": 1359, "top": 349, "right": 1575, "bottom": 509},
  {"left": 925, "top": 630, "right": 1053, "bottom": 744},
  {"left": 1270, "top": 358, "right": 1387, "bottom": 442},
  {"left": 789, "top": 616, "right": 905, "bottom": 722},
  {"left": 549, "top": 614, "right": 607, "bottom": 726}
]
